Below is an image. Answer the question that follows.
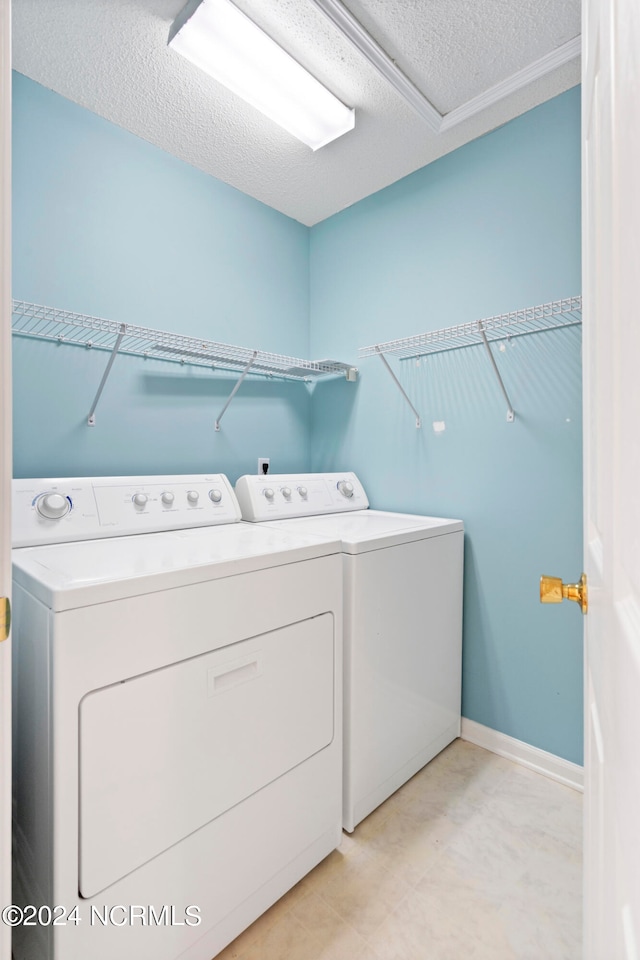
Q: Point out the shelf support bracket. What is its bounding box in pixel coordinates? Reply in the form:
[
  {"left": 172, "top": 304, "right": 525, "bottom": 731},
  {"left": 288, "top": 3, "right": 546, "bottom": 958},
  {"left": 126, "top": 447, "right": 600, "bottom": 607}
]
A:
[
  {"left": 215, "top": 351, "right": 258, "bottom": 431},
  {"left": 478, "top": 323, "right": 515, "bottom": 422},
  {"left": 375, "top": 347, "right": 421, "bottom": 428},
  {"left": 87, "top": 324, "right": 126, "bottom": 426}
]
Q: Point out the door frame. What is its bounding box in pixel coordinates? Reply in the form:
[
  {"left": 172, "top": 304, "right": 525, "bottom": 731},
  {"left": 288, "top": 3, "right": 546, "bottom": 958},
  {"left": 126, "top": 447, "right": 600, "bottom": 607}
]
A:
[{"left": 0, "top": 0, "right": 12, "bottom": 955}]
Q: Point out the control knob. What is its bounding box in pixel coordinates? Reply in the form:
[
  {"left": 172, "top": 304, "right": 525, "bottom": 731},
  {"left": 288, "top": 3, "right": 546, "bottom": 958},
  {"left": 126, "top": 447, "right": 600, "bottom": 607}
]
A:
[
  {"left": 36, "top": 493, "right": 70, "bottom": 520},
  {"left": 132, "top": 493, "right": 148, "bottom": 507},
  {"left": 297, "top": 485, "right": 308, "bottom": 499},
  {"left": 281, "top": 486, "right": 292, "bottom": 500},
  {"left": 337, "top": 480, "right": 354, "bottom": 498},
  {"left": 263, "top": 488, "right": 275, "bottom": 501},
  {"left": 187, "top": 490, "right": 200, "bottom": 504},
  {"left": 209, "top": 489, "right": 223, "bottom": 503},
  {"left": 161, "top": 492, "right": 175, "bottom": 506}
]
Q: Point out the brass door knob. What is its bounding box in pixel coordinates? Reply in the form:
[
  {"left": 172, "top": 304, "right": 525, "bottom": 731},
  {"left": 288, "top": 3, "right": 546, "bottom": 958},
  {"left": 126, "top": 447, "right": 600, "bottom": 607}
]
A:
[{"left": 540, "top": 573, "right": 588, "bottom": 614}]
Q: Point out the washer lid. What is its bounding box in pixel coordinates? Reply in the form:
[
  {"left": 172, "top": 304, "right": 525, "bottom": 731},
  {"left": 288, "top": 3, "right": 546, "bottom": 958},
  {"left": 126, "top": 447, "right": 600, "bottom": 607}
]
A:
[
  {"left": 263, "top": 510, "right": 463, "bottom": 554},
  {"left": 12, "top": 523, "right": 341, "bottom": 611}
]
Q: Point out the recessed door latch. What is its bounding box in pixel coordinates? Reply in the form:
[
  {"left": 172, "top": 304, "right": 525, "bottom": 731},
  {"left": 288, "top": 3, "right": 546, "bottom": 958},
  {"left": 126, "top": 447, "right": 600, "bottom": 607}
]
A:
[{"left": 0, "top": 596, "right": 11, "bottom": 642}]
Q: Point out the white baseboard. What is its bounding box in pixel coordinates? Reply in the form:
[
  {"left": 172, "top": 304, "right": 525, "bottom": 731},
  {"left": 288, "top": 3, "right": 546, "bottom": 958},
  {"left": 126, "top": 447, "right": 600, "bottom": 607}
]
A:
[{"left": 460, "top": 718, "right": 584, "bottom": 792}]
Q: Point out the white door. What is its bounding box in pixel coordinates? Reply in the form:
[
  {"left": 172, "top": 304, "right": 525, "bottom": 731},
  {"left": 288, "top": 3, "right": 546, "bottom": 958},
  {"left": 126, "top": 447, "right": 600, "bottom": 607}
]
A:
[
  {"left": 0, "top": 0, "right": 12, "bottom": 955},
  {"left": 582, "top": 0, "right": 640, "bottom": 955}
]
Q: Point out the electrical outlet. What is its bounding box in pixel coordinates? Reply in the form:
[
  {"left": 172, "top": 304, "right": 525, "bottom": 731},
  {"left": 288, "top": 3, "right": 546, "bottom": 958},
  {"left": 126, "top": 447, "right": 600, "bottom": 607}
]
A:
[{"left": 258, "top": 458, "right": 270, "bottom": 475}]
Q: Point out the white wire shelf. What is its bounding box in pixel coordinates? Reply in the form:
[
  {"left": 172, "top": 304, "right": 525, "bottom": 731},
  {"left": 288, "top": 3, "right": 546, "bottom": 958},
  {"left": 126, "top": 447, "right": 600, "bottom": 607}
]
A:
[
  {"left": 359, "top": 296, "right": 582, "bottom": 360},
  {"left": 12, "top": 301, "right": 356, "bottom": 380},
  {"left": 12, "top": 300, "right": 357, "bottom": 429},
  {"left": 358, "top": 296, "right": 582, "bottom": 427}
]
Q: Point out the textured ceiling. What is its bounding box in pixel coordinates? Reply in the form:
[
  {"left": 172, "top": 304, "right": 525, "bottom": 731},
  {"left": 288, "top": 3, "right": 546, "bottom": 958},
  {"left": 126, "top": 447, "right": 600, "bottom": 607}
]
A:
[{"left": 12, "top": 0, "right": 581, "bottom": 226}]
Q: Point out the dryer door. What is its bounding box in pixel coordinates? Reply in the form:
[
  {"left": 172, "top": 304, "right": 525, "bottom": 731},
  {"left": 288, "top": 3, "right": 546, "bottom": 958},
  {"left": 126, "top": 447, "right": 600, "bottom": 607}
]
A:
[{"left": 78, "top": 613, "right": 335, "bottom": 898}]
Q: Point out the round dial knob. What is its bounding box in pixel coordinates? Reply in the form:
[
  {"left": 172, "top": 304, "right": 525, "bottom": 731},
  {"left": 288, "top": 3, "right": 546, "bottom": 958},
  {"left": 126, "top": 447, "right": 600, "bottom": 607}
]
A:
[
  {"left": 187, "top": 490, "right": 199, "bottom": 504},
  {"left": 36, "top": 492, "right": 70, "bottom": 520},
  {"left": 281, "top": 486, "right": 292, "bottom": 500},
  {"left": 297, "top": 486, "right": 308, "bottom": 499},
  {"left": 337, "top": 480, "right": 354, "bottom": 498},
  {"left": 161, "top": 491, "right": 175, "bottom": 506},
  {"left": 263, "top": 488, "right": 275, "bottom": 501},
  {"left": 209, "top": 489, "right": 222, "bottom": 503},
  {"left": 133, "top": 493, "right": 148, "bottom": 507}
]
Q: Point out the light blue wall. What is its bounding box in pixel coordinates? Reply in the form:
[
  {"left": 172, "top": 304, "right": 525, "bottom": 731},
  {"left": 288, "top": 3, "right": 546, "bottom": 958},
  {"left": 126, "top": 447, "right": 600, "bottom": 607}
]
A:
[
  {"left": 12, "top": 73, "right": 583, "bottom": 763},
  {"left": 309, "top": 88, "right": 583, "bottom": 764},
  {"left": 12, "top": 72, "right": 310, "bottom": 479}
]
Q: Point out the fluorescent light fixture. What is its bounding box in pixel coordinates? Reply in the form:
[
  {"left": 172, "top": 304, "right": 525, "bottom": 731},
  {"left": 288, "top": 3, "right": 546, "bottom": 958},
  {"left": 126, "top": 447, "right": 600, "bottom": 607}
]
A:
[{"left": 169, "top": 0, "right": 355, "bottom": 150}]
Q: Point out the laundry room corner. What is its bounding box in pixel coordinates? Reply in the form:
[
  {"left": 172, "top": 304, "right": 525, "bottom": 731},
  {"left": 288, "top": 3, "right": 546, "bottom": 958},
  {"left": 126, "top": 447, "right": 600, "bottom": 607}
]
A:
[
  {"left": 11, "top": 66, "right": 584, "bottom": 767},
  {"left": 11, "top": 72, "right": 312, "bottom": 481},
  {"left": 308, "top": 86, "right": 583, "bottom": 765}
]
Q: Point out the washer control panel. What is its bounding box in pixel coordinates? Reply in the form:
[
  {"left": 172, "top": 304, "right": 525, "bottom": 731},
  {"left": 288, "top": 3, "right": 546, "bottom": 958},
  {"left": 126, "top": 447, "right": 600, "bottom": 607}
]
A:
[
  {"left": 12, "top": 474, "right": 242, "bottom": 547},
  {"left": 235, "top": 472, "right": 368, "bottom": 521}
]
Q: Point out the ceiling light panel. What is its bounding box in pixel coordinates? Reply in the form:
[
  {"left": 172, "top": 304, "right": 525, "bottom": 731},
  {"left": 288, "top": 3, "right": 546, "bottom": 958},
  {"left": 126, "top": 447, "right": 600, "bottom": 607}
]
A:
[{"left": 169, "top": 0, "right": 355, "bottom": 150}]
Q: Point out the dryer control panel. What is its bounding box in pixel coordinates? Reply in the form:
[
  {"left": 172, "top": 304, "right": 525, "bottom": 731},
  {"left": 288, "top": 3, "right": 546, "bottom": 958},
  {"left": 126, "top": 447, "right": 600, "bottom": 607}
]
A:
[
  {"left": 235, "top": 472, "right": 369, "bottom": 521},
  {"left": 12, "top": 474, "right": 242, "bottom": 547}
]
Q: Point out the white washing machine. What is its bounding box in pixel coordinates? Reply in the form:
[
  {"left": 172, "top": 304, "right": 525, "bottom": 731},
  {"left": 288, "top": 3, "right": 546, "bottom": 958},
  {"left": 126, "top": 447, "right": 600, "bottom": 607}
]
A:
[
  {"left": 235, "top": 472, "right": 463, "bottom": 832},
  {"left": 11, "top": 474, "right": 343, "bottom": 960}
]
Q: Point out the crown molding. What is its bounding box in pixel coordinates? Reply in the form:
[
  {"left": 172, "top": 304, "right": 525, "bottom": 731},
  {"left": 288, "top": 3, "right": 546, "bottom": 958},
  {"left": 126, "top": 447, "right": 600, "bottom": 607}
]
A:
[
  {"left": 440, "top": 35, "right": 581, "bottom": 131},
  {"left": 308, "top": 0, "right": 442, "bottom": 133},
  {"left": 310, "top": 0, "right": 581, "bottom": 137}
]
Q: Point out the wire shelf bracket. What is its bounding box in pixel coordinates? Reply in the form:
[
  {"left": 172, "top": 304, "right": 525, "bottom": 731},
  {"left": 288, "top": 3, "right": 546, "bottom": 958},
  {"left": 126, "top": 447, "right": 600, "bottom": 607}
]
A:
[
  {"left": 376, "top": 347, "right": 421, "bottom": 428},
  {"left": 87, "top": 324, "right": 126, "bottom": 426},
  {"left": 359, "top": 297, "right": 581, "bottom": 426},
  {"left": 478, "top": 322, "right": 515, "bottom": 422},
  {"left": 214, "top": 352, "right": 257, "bottom": 431},
  {"left": 11, "top": 300, "right": 358, "bottom": 429}
]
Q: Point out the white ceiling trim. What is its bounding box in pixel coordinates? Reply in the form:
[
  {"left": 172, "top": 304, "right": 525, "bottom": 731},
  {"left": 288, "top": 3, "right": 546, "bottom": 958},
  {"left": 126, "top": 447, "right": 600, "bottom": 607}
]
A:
[
  {"left": 307, "top": 0, "right": 442, "bottom": 132},
  {"left": 439, "top": 35, "right": 582, "bottom": 131},
  {"left": 309, "top": 0, "right": 580, "bottom": 135}
]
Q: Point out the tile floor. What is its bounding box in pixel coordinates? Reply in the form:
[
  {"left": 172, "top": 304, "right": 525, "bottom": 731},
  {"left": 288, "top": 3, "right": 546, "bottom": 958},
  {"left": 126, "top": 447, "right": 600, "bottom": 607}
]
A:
[{"left": 216, "top": 739, "right": 583, "bottom": 960}]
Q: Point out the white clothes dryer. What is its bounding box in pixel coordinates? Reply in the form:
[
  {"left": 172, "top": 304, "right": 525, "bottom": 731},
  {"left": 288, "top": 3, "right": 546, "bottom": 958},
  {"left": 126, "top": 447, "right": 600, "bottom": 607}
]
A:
[
  {"left": 11, "top": 474, "right": 343, "bottom": 960},
  {"left": 235, "top": 472, "right": 463, "bottom": 832}
]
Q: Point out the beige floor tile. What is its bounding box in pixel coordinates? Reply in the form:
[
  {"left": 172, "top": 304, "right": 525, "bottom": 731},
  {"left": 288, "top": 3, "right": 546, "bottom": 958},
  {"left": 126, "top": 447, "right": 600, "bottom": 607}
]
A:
[
  {"left": 368, "top": 880, "right": 516, "bottom": 960},
  {"left": 314, "top": 845, "right": 413, "bottom": 937},
  {"left": 519, "top": 845, "right": 583, "bottom": 924},
  {"left": 214, "top": 874, "right": 312, "bottom": 958},
  {"left": 352, "top": 948, "right": 387, "bottom": 960},
  {"left": 235, "top": 911, "right": 315, "bottom": 960},
  {"left": 289, "top": 892, "right": 369, "bottom": 959},
  {"left": 439, "top": 808, "right": 536, "bottom": 906},
  {"left": 297, "top": 847, "right": 354, "bottom": 889},
  {"left": 496, "top": 894, "right": 582, "bottom": 960},
  {"left": 415, "top": 849, "right": 521, "bottom": 957},
  {"left": 213, "top": 740, "right": 583, "bottom": 960},
  {"left": 493, "top": 763, "right": 583, "bottom": 856},
  {"left": 355, "top": 806, "right": 456, "bottom": 886},
  {"left": 428, "top": 738, "right": 513, "bottom": 788},
  {"left": 386, "top": 741, "right": 514, "bottom": 823}
]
